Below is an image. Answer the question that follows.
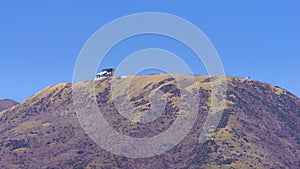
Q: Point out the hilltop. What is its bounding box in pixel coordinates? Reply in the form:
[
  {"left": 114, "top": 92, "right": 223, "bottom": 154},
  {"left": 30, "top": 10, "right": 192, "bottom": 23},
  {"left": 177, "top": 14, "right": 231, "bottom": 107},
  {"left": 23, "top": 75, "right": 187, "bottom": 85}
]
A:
[
  {"left": 0, "top": 99, "right": 18, "bottom": 112},
  {"left": 0, "top": 75, "right": 299, "bottom": 168}
]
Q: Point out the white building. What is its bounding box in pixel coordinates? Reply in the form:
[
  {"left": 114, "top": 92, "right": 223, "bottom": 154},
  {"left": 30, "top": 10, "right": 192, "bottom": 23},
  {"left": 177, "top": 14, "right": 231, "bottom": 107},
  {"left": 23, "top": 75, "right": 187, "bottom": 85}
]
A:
[{"left": 96, "top": 68, "right": 115, "bottom": 79}]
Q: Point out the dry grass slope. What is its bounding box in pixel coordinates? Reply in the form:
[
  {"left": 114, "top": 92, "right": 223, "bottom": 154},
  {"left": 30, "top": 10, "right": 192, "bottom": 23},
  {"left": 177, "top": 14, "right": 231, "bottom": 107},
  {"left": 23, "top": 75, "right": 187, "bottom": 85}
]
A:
[{"left": 0, "top": 75, "right": 299, "bottom": 168}]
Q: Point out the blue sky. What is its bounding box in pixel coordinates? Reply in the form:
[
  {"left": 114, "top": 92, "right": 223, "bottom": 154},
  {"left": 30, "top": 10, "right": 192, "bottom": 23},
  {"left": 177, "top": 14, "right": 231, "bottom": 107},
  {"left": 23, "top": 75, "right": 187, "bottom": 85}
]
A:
[{"left": 1, "top": 1, "right": 299, "bottom": 102}]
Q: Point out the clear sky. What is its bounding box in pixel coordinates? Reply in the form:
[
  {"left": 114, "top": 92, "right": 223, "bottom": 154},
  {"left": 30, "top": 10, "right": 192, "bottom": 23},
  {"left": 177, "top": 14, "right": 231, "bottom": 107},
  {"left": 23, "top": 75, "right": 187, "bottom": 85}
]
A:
[{"left": 1, "top": 1, "right": 299, "bottom": 102}]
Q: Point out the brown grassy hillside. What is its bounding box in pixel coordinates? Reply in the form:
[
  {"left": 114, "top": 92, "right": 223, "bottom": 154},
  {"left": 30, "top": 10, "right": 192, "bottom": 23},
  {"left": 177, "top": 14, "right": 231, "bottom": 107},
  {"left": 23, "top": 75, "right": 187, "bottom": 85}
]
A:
[{"left": 0, "top": 75, "right": 299, "bottom": 169}]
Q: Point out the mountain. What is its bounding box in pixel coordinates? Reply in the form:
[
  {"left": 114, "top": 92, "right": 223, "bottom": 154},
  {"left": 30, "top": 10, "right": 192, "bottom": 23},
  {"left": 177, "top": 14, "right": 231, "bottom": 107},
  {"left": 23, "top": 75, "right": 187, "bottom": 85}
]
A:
[
  {"left": 0, "top": 99, "right": 18, "bottom": 112},
  {"left": 0, "top": 75, "right": 299, "bottom": 169}
]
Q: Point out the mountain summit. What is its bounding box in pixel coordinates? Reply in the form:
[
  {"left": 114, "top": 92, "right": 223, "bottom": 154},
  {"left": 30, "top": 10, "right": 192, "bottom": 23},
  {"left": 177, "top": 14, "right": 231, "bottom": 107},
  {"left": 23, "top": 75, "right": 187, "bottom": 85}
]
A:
[{"left": 0, "top": 75, "right": 299, "bottom": 168}]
